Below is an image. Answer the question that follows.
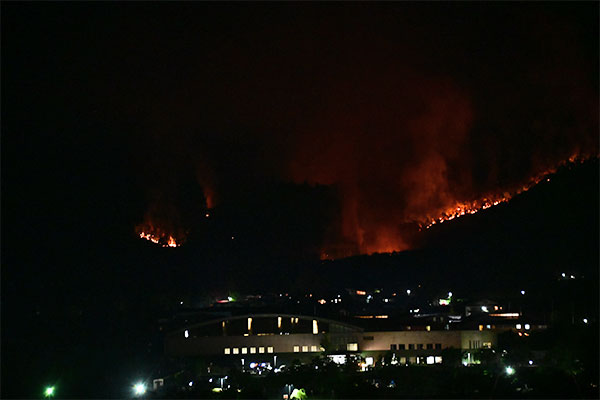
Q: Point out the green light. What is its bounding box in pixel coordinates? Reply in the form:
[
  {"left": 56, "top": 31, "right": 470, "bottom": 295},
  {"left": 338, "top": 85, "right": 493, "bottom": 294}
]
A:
[{"left": 44, "top": 386, "right": 55, "bottom": 397}]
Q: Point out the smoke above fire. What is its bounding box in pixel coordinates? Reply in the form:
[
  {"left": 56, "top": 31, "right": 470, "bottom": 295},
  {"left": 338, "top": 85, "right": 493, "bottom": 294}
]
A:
[{"left": 129, "top": 4, "right": 598, "bottom": 256}]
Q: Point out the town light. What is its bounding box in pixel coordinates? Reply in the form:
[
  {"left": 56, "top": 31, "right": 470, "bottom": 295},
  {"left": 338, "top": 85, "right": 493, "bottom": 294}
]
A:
[
  {"left": 520, "top": 290, "right": 525, "bottom": 295},
  {"left": 583, "top": 318, "right": 588, "bottom": 324},
  {"left": 505, "top": 366, "right": 515, "bottom": 375},
  {"left": 44, "top": 386, "right": 55, "bottom": 398},
  {"left": 133, "top": 382, "right": 146, "bottom": 396},
  {"left": 406, "top": 289, "right": 411, "bottom": 295}
]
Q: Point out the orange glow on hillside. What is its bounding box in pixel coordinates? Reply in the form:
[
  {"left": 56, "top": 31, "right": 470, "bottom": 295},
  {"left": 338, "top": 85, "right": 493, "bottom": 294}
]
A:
[
  {"left": 136, "top": 222, "right": 183, "bottom": 248},
  {"left": 420, "top": 155, "right": 587, "bottom": 230}
]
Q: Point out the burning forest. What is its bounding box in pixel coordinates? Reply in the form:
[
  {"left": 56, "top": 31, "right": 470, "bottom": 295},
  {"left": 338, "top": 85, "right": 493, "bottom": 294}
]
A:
[{"left": 128, "top": 4, "right": 598, "bottom": 258}]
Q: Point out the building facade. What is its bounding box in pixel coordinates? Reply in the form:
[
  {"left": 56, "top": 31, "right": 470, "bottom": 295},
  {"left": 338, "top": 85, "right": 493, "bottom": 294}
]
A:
[{"left": 165, "top": 313, "right": 497, "bottom": 367}]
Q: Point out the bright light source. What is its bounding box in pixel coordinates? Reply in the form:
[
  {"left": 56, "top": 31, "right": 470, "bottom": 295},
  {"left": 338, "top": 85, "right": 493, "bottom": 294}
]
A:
[
  {"left": 188, "top": 381, "right": 193, "bottom": 387},
  {"left": 524, "top": 324, "right": 530, "bottom": 330},
  {"left": 528, "top": 360, "right": 533, "bottom": 365},
  {"left": 133, "top": 383, "right": 146, "bottom": 396},
  {"left": 520, "top": 290, "right": 526, "bottom": 295},
  {"left": 44, "top": 386, "right": 55, "bottom": 397},
  {"left": 481, "top": 306, "right": 489, "bottom": 312},
  {"left": 583, "top": 318, "right": 588, "bottom": 324},
  {"left": 228, "top": 296, "right": 234, "bottom": 301},
  {"left": 561, "top": 273, "right": 566, "bottom": 278},
  {"left": 448, "top": 292, "right": 453, "bottom": 297},
  {"left": 516, "top": 324, "right": 522, "bottom": 329},
  {"left": 184, "top": 329, "right": 189, "bottom": 338},
  {"left": 406, "top": 289, "right": 411, "bottom": 295},
  {"left": 505, "top": 366, "right": 515, "bottom": 375}
]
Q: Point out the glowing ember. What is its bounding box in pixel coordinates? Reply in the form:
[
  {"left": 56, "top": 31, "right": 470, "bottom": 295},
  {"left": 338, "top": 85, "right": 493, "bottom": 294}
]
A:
[
  {"left": 138, "top": 231, "right": 181, "bottom": 247},
  {"left": 137, "top": 224, "right": 183, "bottom": 248},
  {"left": 420, "top": 155, "right": 588, "bottom": 230}
]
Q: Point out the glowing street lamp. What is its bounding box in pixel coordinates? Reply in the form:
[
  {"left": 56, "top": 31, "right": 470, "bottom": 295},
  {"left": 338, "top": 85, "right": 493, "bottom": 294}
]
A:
[
  {"left": 505, "top": 366, "right": 515, "bottom": 375},
  {"left": 44, "top": 386, "right": 55, "bottom": 398},
  {"left": 133, "top": 382, "right": 146, "bottom": 396}
]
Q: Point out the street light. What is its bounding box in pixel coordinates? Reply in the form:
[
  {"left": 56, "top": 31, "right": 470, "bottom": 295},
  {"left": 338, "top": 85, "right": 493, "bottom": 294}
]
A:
[
  {"left": 44, "top": 386, "right": 55, "bottom": 398},
  {"left": 505, "top": 366, "right": 515, "bottom": 375},
  {"left": 133, "top": 382, "right": 146, "bottom": 396}
]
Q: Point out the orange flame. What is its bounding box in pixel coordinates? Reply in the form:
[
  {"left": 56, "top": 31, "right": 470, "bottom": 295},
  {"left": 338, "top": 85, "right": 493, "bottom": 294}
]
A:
[
  {"left": 137, "top": 223, "right": 183, "bottom": 248},
  {"left": 420, "top": 155, "right": 589, "bottom": 230}
]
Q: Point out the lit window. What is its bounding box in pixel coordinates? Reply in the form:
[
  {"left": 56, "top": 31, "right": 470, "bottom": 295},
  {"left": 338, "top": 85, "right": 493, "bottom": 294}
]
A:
[
  {"left": 365, "top": 357, "right": 374, "bottom": 366},
  {"left": 311, "top": 345, "right": 318, "bottom": 352},
  {"left": 426, "top": 356, "right": 435, "bottom": 365},
  {"left": 250, "top": 347, "right": 256, "bottom": 354},
  {"left": 241, "top": 347, "right": 247, "bottom": 354},
  {"left": 400, "top": 357, "right": 407, "bottom": 364},
  {"left": 267, "top": 346, "right": 274, "bottom": 353},
  {"left": 313, "top": 320, "right": 319, "bottom": 334},
  {"left": 435, "top": 356, "right": 443, "bottom": 364},
  {"left": 259, "top": 347, "right": 265, "bottom": 353},
  {"left": 224, "top": 348, "right": 231, "bottom": 355},
  {"left": 302, "top": 346, "right": 309, "bottom": 352},
  {"left": 293, "top": 346, "right": 300, "bottom": 353},
  {"left": 347, "top": 343, "right": 358, "bottom": 351},
  {"left": 516, "top": 324, "right": 522, "bottom": 329},
  {"left": 524, "top": 324, "right": 530, "bottom": 330},
  {"left": 483, "top": 342, "right": 492, "bottom": 349},
  {"left": 233, "top": 348, "right": 239, "bottom": 354}
]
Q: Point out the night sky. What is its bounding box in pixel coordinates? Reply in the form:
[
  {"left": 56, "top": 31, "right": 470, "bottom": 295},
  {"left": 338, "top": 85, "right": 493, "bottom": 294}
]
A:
[{"left": 2, "top": 2, "right": 598, "bottom": 398}]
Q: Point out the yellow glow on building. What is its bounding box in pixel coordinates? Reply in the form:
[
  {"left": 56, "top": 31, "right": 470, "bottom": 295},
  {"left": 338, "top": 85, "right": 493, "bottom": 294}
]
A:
[
  {"left": 247, "top": 317, "right": 252, "bottom": 333},
  {"left": 277, "top": 316, "right": 282, "bottom": 329},
  {"left": 313, "top": 320, "right": 318, "bottom": 334}
]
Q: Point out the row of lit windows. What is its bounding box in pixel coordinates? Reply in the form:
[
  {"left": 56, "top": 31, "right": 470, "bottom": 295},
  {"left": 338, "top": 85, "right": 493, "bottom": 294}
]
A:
[
  {"left": 404, "top": 356, "right": 442, "bottom": 365},
  {"left": 224, "top": 346, "right": 273, "bottom": 355},
  {"left": 293, "top": 345, "right": 320, "bottom": 352},
  {"left": 390, "top": 343, "right": 442, "bottom": 350},
  {"left": 468, "top": 340, "right": 492, "bottom": 349}
]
